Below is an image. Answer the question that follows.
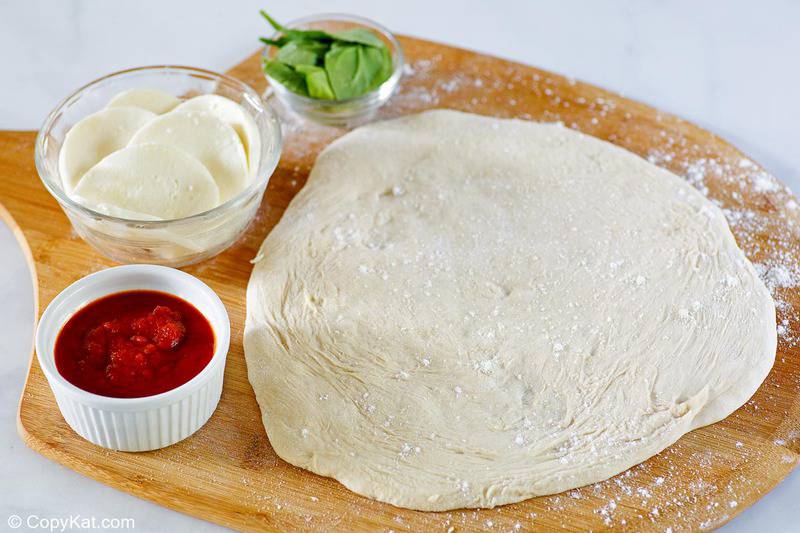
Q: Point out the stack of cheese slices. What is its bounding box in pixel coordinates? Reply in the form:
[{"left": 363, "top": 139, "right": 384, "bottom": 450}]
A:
[{"left": 59, "top": 88, "right": 261, "bottom": 220}]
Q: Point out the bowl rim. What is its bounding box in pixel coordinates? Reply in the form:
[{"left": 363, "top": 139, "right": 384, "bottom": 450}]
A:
[
  {"left": 261, "top": 12, "right": 405, "bottom": 106},
  {"left": 34, "top": 264, "right": 231, "bottom": 410},
  {"left": 34, "top": 65, "right": 283, "bottom": 226}
]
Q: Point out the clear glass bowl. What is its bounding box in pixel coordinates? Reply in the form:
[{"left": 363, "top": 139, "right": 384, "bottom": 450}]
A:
[
  {"left": 262, "top": 13, "right": 404, "bottom": 128},
  {"left": 35, "top": 66, "right": 282, "bottom": 267}
]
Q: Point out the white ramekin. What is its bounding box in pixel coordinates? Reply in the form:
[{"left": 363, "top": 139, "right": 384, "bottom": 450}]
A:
[{"left": 35, "top": 265, "right": 230, "bottom": 452}]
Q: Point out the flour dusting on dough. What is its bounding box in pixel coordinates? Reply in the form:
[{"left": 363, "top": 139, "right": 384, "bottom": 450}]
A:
[{"left": 245, "top": 110, "right": 776, "bottom": 513}]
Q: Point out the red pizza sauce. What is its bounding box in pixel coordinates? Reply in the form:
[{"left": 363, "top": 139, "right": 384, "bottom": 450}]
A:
[{"left": 54, "top": 290, "right": 215, "bottom": 398}]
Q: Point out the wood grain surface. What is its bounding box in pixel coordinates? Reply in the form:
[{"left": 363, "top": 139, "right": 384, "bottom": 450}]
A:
[{"left": 5, "top": 36, "right": 800, "bottom": 531}]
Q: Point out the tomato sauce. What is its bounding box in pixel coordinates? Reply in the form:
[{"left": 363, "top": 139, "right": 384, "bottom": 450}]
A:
[{"left": 54, "top": 290, "right": 215, "bottom": 398}]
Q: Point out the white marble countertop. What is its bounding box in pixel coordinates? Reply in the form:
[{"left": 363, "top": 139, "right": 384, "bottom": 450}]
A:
[{"left": 1, "top": 1, "right": 798, "bottom": 531}]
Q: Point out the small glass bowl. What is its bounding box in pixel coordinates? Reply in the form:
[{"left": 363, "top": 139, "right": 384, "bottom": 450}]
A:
[
  {"left": 35, "top": 66, "right": 282, "bottom": 267},
  {"left": 262, "top": 13, "right": 404, "bottom": 128}
]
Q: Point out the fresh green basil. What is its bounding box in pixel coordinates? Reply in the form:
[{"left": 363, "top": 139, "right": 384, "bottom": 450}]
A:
[
  {"left": 259, "top": 10, "right": 394, "bottom": 101},
  {"left": 262, "top": 59, "right": 308, "bottom": 96},
  {"left": 276, "top": 40, "right": 326, "bottom": 66},
  {"left": 325, "top": 43, "right": 385, "bottom": 99},
  {"left": 332, "top": 28, "right": 386, "bottom": 48},
  {"left": 260, "top": 10, "right": 334, "bottom": 43},
  {"left": 294, "top": 65, "right": 336, "bottom": 100},
  {"left": 378, "top": 46, "right": 393, "bottom": 84}
]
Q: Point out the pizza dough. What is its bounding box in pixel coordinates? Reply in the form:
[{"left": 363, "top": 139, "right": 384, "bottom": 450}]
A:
[{"left": 244, "top": 110, "right": 776, "bottom": 511}]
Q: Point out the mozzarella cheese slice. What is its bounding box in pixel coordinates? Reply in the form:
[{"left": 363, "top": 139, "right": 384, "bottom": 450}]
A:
[
  {"left": 107, "top": 88, "right": 180, "bottom": 114},
  {"left": 74, "top": 196, "right": 164, "bottom": 221},
  {"left": 129, "top": 111, "right": 248, "bottom": 202},
  {"left": 174, "top": 94, "right": 261, "bottom": 177},
  {"left": 58, "top": 107, "right": 155, "bottom": 192},
  {"left": 73, "top": 144, "right": 220, "bottom": 219}
]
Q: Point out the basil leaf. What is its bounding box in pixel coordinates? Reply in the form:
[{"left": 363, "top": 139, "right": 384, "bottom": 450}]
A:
[
  {"left": 276, "top": 40, "right": 328, "bottom": 67},
  {"left": 362, "top": 44, "right": 391, "bottom": 89},
  {"left": 371, "top": 45, "right": 394, "bottom": 89},
  {"left": 259, "top": 10, "right": 287, "bottom": 32},
  {"left": 263, "top": 60, "right": 308, "bottom": 96},
  {"left": 295, "top": 65, "right": 336, "bottom": 100},
  {"left": 260, "top": 10, "right": 388, "bottom": 49},
  {"left": 325, "top": 43, "right": 384, "bottom": 99},
  {"left": 260, "top": 10, "right": 334, "bottom": 42},
  {"left": 332, "top": 28, "right": 386, "bottom": 48},
  {"left": 259, "top": 36, "right": 291, "bottom": 47}
]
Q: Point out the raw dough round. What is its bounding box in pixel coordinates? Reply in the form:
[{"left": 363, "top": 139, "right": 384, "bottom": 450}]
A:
[{"left": 244, "top": 110, "right": 775, "bottom": 511}]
